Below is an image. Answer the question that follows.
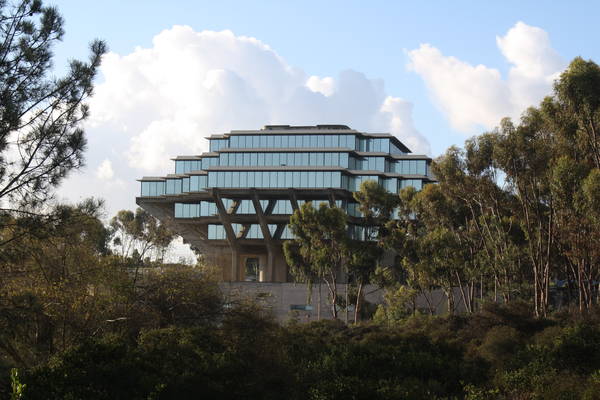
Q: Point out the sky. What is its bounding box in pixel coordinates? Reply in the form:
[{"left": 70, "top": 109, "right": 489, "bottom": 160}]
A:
[{"left": 45, "top": 0, "right": 600, "bottom": 258}]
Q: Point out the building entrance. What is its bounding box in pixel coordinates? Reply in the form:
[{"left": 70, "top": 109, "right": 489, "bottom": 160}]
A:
[{"left": 244, "top": 257, "right": 259, "bottom": 282}]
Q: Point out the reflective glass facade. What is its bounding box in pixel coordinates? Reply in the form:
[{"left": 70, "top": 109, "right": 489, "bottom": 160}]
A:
[{"left": 138, "top": 125, "right": 432, "bottom": 242}]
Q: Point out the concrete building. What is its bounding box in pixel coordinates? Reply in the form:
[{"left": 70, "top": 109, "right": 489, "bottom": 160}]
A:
[{"left": 136, "top": 125, "right": 433, "bottom": 285}]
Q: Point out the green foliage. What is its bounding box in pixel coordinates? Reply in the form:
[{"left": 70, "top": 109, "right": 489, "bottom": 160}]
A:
[
  {"left": 10, "top": 369, "right": 25, "bottom": 400},
  {"left": 373, "top": 285, "right": 418, "bottom": 325},
  {"left": 110, "top": 208, "right": 175, "bottom": 263}
]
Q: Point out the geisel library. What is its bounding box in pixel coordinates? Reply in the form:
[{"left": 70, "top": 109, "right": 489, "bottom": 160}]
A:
[{"left": 137, "top": 125, "right": 437, "bottom": 317}]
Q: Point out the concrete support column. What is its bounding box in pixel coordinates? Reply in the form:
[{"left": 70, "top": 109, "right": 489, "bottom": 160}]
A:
[
  {"left": 252, "top": 190, "right": 275, "bottom": 282},
  {"left": 213, "top": 188, "right": 240, "bottom": 282}
]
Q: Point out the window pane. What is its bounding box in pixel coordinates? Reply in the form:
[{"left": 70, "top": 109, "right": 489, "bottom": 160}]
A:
[
  {"left": 300, "top": 171, "right": 308, "bottom": 187},
  {"left": 324, "top": 171, "right": 332, "bottom": 187},
  {"left": 317, "top": 135, "right": 325, "bottom": 147},
  {"left": 333, "top": 172, "right": 341, "bottom": 188},
  {"left": 308, "top": 171, "right": 316, "bottom": 187},
  {"left": 301, "top": 153, "right": 309, "bottom": 165},
  {"left": 293, "top": 171, "right": 301, "bottom": 187}
]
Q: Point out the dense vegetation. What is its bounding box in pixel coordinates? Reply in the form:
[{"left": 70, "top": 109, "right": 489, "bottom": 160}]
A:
[
  {"left": 3, "top": 0, "right": 600, "bottom": 398},
  {"left": 8, "top": 297, "right": 600, "bottom": 399}
]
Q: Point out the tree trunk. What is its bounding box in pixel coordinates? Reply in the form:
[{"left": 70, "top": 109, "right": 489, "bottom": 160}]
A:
[{"left": 354, "top": 280, "right": 363, "bottom": 324}]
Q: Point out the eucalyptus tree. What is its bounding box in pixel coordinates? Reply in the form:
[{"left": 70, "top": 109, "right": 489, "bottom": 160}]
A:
[
  {"left": 350, "top": 180, "right": 398, "bottom": 321},
  {"left": 110, "top": 208, "right": 175, "bottom": 264},
  {"left": 284, "top": 202, "right": 348, "bottom": 319}
]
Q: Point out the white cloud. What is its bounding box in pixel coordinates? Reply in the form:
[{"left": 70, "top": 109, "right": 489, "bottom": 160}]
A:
[
  {"left": 306, "top": 75, "right": 335, "bottom": 96},
  {"left": 408, "top": 21, "right": 566, "bottom": 134},
  {"left": 86, "top": 26, "right": 429, "bottom": 176},
  {"left": 96, "top": 159, "right": 114, "bottom": 181}
]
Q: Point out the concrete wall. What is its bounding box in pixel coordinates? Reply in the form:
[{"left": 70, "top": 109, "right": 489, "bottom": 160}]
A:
[{"left": 219, "top": 282, "right": 466, "bottom": 323}]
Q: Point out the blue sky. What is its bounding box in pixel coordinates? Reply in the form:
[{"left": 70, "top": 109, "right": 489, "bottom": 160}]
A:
[{"left": 46, "top": 0, "right": 599, "bottom": 253}]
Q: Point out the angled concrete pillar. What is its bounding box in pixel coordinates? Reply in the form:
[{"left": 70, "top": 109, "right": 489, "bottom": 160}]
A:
[
  {"left": 252, "top": 190, "right": 275, "bottom": 281},
  {"left": 213, "top": 188, "right": 240, "bottom": 281}
]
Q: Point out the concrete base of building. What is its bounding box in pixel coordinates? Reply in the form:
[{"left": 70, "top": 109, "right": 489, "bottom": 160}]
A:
[{"left": 219, "top": 282, "right": 464, "bottom": 323}]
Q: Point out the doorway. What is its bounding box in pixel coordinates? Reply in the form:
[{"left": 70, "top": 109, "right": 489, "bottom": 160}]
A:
[{"left": 244, "top": 257, "right": 259, "bottom": 282}]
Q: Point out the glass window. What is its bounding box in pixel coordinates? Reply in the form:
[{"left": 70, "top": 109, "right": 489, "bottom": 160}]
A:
[
  {"left": 301, "top": 153, "right": 309, "bottom": 165},
  {"left": 258, "top": 153, "right": 265, "bottom": 166},
  {"left": 254, "top": 171, "right": 262, "bottom": 187},
  {"left": 247, "top": 171, "right": 255, "bottom": 187},
  {"left": 317, "top": 135, "right": 325, "bottom": 147},
  {"left": 182, "top": 177, "right": 190, "bottom": 192},
  {"left": 310, "top": 135, "right": 317, "bottom": 147},
  {"left": 265, "top": 153, "right": 273, "bottom": 166},
  {"left": 410, "top": 160, "right": 417, "bottom": 174},
  {"left": 324, "top": 171, "right": 332, "bottom": 187},
  {"left": 281, "top": 135, "right": 289, "bottom": 147},
  {"left": 224, "top": 171, "right": 232, "bottom": 187},
  {"left": 308, "top": 171, "right": 316, "bottom": 187},
  {"left": 300, "top": 171, "right": 308, "bottom": 187},
  {"left": 274, "top": 135, "right": 282, "bottom": 148},
  {"left": 333, "top": 172, "right": 341, "bottom": 188},
  {"left": 293, "top": 171, "right": 301, "bottom": 187},
  {"left": 260, "top": 135, "right": 267, "bottom": 147},
  {"left": 340, "top": 153, "right": 348, "bottom": 168},
  {"left": 301, "top": 135, "right": 309, "bottom": 147},
  {"left": 309, "top": 153, "right": 317, "bottom": 165},
  {"left": 277, "top": 171, "right": 285, "bottom": 187},
  {"left": 232, "top": 172, "right": 240, "bottom": 187},
  {"left": 324, "top": 135, "right": 333, "bottom": 147},
  {"left": 268, "top": 171, "right": 275, "bottom": 188},
  {"left": 416, "top": 160, "right": 426, "bottom": 175},
  {"left": 239, "top": 171, "right": 247, "bottom": 187}
]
